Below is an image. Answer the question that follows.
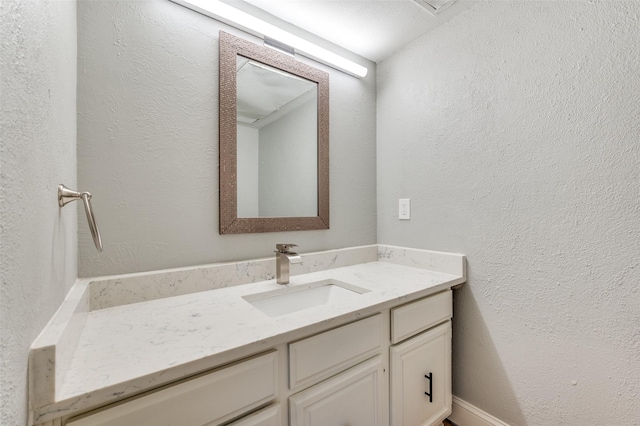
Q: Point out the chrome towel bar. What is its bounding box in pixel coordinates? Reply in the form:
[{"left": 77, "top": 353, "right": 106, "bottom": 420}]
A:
[{"left": 58, "top": 184, "right": 103, "bottom": 252}]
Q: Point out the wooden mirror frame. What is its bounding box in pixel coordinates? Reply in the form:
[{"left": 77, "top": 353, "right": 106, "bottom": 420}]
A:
[{"left": 219, "top": 31, "right": 329, "bottom": 234}]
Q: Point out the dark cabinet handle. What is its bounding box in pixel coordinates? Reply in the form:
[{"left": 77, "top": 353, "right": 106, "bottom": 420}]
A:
[{"left": 424, "top": 373, "right": 433, "bottom": 402}]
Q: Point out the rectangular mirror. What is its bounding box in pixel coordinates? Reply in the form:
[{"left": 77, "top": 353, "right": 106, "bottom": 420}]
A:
[{"left": 219, "top": 31, "right": 330, "bottom": 234}]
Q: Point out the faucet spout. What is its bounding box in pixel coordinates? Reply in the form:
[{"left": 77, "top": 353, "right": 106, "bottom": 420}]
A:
[
  {"left": 284, "top": 253, "right": 303, "bottom": 264},
  {"left": 275, "top": 244, "right": 302, "bottom": 284}
]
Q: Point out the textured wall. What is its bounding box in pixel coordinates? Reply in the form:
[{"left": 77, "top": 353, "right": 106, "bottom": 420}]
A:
[
  {"left": 377, "top": 1, "right": 640, "bottom": 424},
  {"left": 0, "top": 1, "right": 77, "bottom": 425},
  {"left": 77, "top": 0, "right": 377, "bottom": 277}
]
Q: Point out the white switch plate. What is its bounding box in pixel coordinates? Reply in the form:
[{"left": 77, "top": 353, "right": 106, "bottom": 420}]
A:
[{"left": 399, "top": 198, "right": 410, "bottom": 220}]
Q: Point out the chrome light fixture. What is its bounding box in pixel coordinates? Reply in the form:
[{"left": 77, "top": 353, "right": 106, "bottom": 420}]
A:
[{"left": 169, "top": 0, "right": 368, "bottom": 78}]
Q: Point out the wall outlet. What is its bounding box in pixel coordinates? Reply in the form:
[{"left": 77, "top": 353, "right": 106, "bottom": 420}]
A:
[{"left": 399, "top": 198, "right": 411, "bottom": 220}]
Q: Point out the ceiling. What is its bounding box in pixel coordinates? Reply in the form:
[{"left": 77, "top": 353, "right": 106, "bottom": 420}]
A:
[{"left": 230, "top": 0, "right": 473, "bottom": 63}]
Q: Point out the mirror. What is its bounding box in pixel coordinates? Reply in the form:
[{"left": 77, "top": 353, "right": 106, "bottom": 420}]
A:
[
  {"left": 236, "top": 57, "right": 318, "bottom": 218},
  {"left": 219, "top": 31, "right": 329, "bottom": 234}
]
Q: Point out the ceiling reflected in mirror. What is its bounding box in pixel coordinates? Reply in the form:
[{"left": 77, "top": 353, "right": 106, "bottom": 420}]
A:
[{"left": 236, "top": 57, "right": 317, "bottom": 128}]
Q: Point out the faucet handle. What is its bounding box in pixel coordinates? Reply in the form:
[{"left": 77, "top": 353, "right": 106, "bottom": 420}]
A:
[{"left": 276, "top": 243, "right": 298, "bottom": 253}]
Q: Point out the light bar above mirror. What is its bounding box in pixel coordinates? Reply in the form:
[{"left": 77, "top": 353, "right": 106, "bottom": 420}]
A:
[{"left": 169, "top": 0, "right": 368, "bottom": 78}]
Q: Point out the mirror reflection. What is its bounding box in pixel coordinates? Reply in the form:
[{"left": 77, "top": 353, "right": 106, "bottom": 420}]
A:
[{"left": 236, "top": 57, "right": 318, "bottom": 218}]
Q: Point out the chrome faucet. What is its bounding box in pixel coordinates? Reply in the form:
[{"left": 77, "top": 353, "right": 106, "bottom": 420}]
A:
[{"left": 275, "top": 244, "right": 303, "bottom": 284}]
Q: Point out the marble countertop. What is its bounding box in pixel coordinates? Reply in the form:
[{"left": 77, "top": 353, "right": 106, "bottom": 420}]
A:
[{"left": 29, "top": 245, "right": 466, "bottom": 424}]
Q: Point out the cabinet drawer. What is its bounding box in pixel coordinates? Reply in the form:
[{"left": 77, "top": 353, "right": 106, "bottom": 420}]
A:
[
  {"left": 391, "top": 290, "right": 452, "bottom": 344},
  {"left": 66, "top": 351, "right": 278, "bottom": 426},
  {"left": 289, "top": 314, "right": 382, "bottom": 390}
]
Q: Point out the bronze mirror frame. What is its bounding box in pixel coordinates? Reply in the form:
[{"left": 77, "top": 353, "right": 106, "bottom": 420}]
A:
[{"left": 219, "top": 31, "right": 329, "bottom": 234}]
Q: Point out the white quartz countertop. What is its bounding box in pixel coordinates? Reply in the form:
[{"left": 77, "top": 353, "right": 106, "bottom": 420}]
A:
[{"left": 30, "top": 245, "right": 465, "bottom": 424}]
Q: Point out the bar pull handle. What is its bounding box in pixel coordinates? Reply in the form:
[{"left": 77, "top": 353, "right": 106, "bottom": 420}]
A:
[
  {"left": 58, "top": 184, "right": 103, "bottom": 252},
  {"left": 424, "top": 372, "right": 433, "bottom": 403}
]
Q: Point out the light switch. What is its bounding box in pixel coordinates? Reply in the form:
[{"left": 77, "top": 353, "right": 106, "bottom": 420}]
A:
[{"left": 399, "top": 199, "right": 410, "bottom": 220}]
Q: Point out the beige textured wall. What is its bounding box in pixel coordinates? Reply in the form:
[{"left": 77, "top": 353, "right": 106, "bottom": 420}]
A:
[
  {"left": 0, "top": 1, "right": 78, "bottom": 425},
  {"left": 377, "top": 1, "right": 640, "bottom": 424}
]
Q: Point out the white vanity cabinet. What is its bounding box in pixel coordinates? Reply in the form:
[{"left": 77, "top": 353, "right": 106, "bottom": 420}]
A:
[
  {"left": 57, "top": 290, "right": 455, "bottom": 426},
  {"left": 390, "top": 291, "right": 453, "bottom": 426}
]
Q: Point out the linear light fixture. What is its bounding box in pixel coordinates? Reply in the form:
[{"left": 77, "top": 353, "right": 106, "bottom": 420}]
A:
[{"left": 169, "top": 0, "right": 368, "bottom": 78}]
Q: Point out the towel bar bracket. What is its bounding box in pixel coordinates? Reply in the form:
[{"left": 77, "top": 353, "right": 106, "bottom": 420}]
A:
[{"left": 58, "top": 184, "right": 103, "bottom": 252}]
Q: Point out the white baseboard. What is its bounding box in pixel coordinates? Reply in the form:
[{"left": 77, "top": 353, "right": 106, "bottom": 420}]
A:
[{"left": 449, "top": 396, "right": 511, "bottom": 426}]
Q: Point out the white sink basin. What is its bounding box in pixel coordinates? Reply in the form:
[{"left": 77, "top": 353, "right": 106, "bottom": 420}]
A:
[{"left": 243, "top": 279, "right": 370, "bottom": 317}]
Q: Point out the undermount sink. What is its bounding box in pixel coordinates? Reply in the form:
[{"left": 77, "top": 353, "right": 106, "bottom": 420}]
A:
[{"left": 243, "top": 279, "right": 370, "bottom": 317}]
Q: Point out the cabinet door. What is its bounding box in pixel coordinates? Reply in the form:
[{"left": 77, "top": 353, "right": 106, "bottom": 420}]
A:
[
  {"left": 390, "top": 321, "right": 451, "bottom": 426},
  {"left": 289, "top": 356, "right": 384, "bottom": 426}
]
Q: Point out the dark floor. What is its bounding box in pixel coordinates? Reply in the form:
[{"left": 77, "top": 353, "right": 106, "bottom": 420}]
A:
[{"left": 444, "top": 419, "right": 457, "bottom": 426}]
